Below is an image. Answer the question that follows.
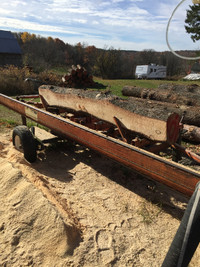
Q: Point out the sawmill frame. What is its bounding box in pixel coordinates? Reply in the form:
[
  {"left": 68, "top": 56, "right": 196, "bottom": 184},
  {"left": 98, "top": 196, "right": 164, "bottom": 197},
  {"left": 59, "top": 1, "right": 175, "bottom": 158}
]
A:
[{"left": 0, "top": 92, "right": 200, "bottom": 197}]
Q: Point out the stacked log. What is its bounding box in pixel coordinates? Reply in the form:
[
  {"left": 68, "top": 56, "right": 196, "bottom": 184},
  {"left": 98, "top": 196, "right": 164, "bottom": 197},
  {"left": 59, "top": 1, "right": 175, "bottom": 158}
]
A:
[{"left": 62, "top": 65, "right": 95, "bottom": 88}]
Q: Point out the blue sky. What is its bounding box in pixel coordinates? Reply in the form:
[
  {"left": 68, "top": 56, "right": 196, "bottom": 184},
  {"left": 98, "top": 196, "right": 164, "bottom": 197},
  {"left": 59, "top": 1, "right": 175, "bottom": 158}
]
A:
[{"left": 0, "top": 0, "right": 199, "bottom": 51}]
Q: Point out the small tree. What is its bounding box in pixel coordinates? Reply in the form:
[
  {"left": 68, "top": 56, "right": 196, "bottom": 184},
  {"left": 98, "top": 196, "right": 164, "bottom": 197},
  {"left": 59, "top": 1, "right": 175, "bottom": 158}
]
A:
[
  {"left": 185, "top": 4, "right": 200, "bottom": 42},
  {"left": 139, "top": 49, "right": 157, "bottom": 65},
  {"left": 95, "top": 47, "right": 121, "bottom": 79}
]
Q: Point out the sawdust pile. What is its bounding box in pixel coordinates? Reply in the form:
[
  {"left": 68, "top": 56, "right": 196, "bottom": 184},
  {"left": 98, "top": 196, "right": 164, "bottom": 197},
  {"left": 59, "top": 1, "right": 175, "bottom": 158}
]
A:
[
  {"left": 0, "top": 131, "right": 200, "bottom": 266},
  {"left": 0, "top": 159, "right": 81, "bottom": 266}
]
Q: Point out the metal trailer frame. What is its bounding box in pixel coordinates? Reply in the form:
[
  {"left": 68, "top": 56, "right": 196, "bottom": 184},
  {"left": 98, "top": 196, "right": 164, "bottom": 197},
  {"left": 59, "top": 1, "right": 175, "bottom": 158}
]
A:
[{"left": 1, "top": 93, "right": 200, "bottom": 196}]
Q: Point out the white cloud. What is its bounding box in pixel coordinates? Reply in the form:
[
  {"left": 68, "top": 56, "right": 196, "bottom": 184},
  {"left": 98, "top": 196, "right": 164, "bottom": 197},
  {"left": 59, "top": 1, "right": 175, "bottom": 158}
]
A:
[
  {"left": 0, "top": 8, "right": 13, "bottom": 15},
  {"left": 10, "top": 0, "right": 27, "bottom": 7},
  {"left": 0, "top": 17, "right": 80, "bottom": 35},
  {"left": 0, "top": 0, "right": 197, "bottom": 51}
]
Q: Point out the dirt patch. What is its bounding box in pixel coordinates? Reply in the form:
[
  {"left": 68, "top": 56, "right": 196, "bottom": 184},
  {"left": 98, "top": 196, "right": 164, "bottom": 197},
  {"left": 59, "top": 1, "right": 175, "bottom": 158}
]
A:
[{"left": 0, "top": 130, "right": 200, "bottom": 266}]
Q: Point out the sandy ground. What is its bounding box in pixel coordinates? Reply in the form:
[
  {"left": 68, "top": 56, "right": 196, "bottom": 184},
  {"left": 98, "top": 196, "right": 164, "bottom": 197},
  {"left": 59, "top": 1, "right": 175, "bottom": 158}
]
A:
[{"left": 0, "top": 128, "right": 200, "bottom": 267}]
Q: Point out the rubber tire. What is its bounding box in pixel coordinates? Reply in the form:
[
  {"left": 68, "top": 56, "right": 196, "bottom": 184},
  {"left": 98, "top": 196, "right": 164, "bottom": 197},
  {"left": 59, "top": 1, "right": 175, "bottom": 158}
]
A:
[
  {"left": 162, "top": 182, "right": 200, "bottom": 267},
  {"left": 12, "top": 125, "right": 37, "bottom": 163}
]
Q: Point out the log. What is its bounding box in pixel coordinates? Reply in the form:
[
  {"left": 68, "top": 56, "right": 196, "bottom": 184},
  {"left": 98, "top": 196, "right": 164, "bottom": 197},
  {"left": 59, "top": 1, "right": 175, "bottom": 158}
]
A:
[
  {"left": 122, "top": 85, "right": 200, "bottom": 106},
  {"left": 120, "top": 91, "right": 200, "bottom": 127},
  {"left": 39, "top": 85, "right": 181, "bottom": 143},
  {"left": 62, "top": 65, "right": 95, "bottom": 88},
  {"left": 182, "top": 124, "right": 200, "bottom": 143},
  {"left": 112, "top": 96, "right": 200, "bottom": 128}
]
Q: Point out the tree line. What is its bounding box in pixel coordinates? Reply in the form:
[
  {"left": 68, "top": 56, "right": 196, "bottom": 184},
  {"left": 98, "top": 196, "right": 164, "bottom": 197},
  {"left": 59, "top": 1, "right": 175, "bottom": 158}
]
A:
[{"left": 13, "top": 31, "right": 197, "bottom": 79}]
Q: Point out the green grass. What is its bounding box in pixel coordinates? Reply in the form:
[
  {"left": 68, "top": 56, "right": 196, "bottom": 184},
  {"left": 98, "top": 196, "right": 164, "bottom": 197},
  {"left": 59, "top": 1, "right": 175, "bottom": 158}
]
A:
[
  {"left": 137, "top": 200, "right": 162, "bottom": 225},
  {"left": 0, "top": 104, "right": 47, "bottom": 132},
  {"left": 0, "top": 105, "right": 22, "bottom": 125}
]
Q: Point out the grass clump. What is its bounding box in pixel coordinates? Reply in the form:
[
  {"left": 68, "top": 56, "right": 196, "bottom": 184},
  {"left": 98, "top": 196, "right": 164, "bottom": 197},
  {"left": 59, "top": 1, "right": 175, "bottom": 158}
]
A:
[{"left": 137, "top": 200, "right": 162, "bottom": 225}]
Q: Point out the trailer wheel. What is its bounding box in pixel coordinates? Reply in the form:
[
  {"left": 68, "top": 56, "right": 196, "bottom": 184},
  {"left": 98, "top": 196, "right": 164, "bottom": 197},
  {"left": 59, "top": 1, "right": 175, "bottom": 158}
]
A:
[{"left": 12, "top": 125, "right": 37, "bottom": 163}]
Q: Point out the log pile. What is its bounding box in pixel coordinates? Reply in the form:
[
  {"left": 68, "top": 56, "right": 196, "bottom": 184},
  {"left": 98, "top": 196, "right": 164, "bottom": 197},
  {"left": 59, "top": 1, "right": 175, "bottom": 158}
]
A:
[{"left": 62, "top": 65, "right": 95, "bottom": 88}]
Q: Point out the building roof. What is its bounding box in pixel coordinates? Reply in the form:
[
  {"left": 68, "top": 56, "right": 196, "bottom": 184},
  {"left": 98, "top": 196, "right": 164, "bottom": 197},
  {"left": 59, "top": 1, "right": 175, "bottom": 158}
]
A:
[{"left": 0, "top": 30, "right": 21, "bottom": 54}]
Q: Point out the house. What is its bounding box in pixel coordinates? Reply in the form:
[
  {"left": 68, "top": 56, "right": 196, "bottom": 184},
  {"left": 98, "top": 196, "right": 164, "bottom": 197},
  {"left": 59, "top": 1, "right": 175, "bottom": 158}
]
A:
[{"left": 0, "top": 30, "right": 22, "bottom": 66}]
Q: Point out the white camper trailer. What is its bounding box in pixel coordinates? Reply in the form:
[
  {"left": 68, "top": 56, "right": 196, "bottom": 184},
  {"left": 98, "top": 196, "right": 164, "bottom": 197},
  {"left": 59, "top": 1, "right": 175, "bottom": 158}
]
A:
[{"left": 135, "top": 64, "right": 167, "bottom": 79}]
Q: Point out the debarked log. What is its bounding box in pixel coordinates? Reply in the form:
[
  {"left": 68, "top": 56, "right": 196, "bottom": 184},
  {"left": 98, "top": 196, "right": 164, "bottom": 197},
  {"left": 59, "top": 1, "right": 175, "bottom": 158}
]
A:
[{"left": 39, "top": 85, "right": 181, "bottom": 144}]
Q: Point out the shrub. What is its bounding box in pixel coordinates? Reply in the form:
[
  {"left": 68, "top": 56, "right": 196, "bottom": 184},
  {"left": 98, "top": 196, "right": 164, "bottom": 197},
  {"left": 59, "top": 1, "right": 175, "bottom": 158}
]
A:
[{"left": 0, "top": 65, "right": 62, "bottom": 96}]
